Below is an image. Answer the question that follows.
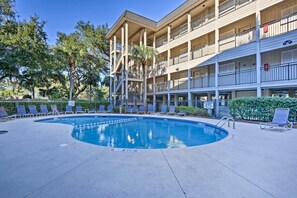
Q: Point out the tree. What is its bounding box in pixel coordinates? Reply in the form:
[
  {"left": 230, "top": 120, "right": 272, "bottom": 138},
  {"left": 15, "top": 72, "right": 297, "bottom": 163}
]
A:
[{"left": 130, "top": 45, "right": 157, "bottom": 108}]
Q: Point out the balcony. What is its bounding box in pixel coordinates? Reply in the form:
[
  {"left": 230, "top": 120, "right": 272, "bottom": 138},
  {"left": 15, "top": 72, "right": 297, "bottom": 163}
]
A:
[
  {"left": 191, "top": 75, "right": 215, "bottom": 89},
  {"left": 219, "top": 28, "right": 256, "bottom": 51},
  {"left": 171, "top": 23, "right": 188, "bottom": 40},
  {"left": 192, "top": 9, "right": 215, "bottom": 30},
  {"left": 147, "top": 84, "right": 154, "bottom": 93},
  {"left": 218, "top": 68, "right": 257, "bottom": 86},
  {"left": 261, "top": 12, "right": 297, "bottom": 39},
  {"left": 156, "top": 35, "right": 168, "bottom": 48},
  {"left": 192, "top": 44, "right": 215, "bottom": 60},
  {"left": 170, "top": 53, "right": 188, "bottom": 66},
  {"left": 155, "top": 82, "right": 168, "bottom": 93},
  {"left": 261, "top": 62, "right": 297, "bottom": 83},
  {"left": 219, "top": 0, "right": 251, "bottom": 16},
  {"left": 128, "top": 70, "right": 142, "bottom": 80},
  {"left": 170, "top": 79, "right": 188, "bottom": 91}
]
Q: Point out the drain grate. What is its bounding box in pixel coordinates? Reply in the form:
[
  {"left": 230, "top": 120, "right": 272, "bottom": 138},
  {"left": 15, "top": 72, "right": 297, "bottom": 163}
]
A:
[{"left": 0, "top": 130, "right": 8, "bottom": 135}]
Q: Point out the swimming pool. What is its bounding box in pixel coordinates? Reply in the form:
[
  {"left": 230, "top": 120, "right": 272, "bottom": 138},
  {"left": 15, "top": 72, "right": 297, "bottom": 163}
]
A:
[{"left": 38, "top": 116, "right": 228, "bottom": 149}]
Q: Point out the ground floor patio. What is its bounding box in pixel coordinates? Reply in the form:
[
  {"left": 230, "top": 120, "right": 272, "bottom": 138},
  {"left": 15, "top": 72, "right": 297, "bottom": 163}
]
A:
[{"left": 0, "top": 114, "right": 296, "bottom": 198}]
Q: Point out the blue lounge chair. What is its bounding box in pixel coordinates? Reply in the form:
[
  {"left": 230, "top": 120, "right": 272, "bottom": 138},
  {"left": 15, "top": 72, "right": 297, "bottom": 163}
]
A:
[
  {"left": 131, "top": 105, "right": 137, "bottom": 114},
  {"left": 125, "top": 105, "right": 131, "bottom": 113},
  {"left": 138, "top": 105, "right": 145, "bottom": 114},
  {"left": 75, "top": 106, "right": 83, "bottom": 113},
  {"left": 50, "top": 105, "right": 60, "bottom": 115},
  {"left": 65, "top": 105, "right": 73, "bottom": 114},
  {"left": 89, "top": 108, "right": 96, "bottom": 113},
  {"left": 0, "top": 106, "right": 16, "bottom": 120},
  {"left": 147, "top": 104, "right": 154, "bottom": 114},
  {"left": 28, "top": 105, "right": 42, "bottom": 116},
  {"left": 16, "top": 105, "right": 31, "bottom": 117},
  {"left": 160, "top": 105, "right": 167, "bottom": 114},
  {"left": 260, "top": 108, "right": 293, "bottom": 130},
  {"left": 98, "top": 105, "right": 105, "bottom": 113},
  {"left": 106, "top": 104, "right": 113, "bottom": 113},
  {"left": 40, "top": 105, "right": 52, "bottom": 115},
  {"left": 168, "top": 105, "right": 176, "bottom": 115}
]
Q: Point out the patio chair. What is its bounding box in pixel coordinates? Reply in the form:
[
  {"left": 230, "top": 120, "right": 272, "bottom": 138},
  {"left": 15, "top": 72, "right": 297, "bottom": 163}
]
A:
[
  {"left": 260, "top": 108, "right": 293, "bottom": 130},
  {"left": 40, "top": 105, "right": 52, "bottom": 116},
  {"left": 75, "top": 106, "right": 84, "bottom": 114},
  {"left": 98, "top": 105, "right": 105, "bottom": 113},
  {"left": 28, "top": 105, "right": 42, "bottom": 116},
  {"left": 147, "top": 104, "right": 154, "bottom": 114},
  {"left": 177, "top": 110, "right": 186, "bottom": 116},
  {"left": 65, "top": 105, "right": 73, "bottom": 114},
  {"left": 89, "top": 108, "right": 96, "bottom": 113},
  {"left": 168, "top": 105, "right": 176, "bottom": 115},
  {"left": 125, "top": 105, "right": 131, "bottom": 113},
  {"left": 50, "top": 105, "right": 60, "bottom": 115},
  {"left": 160, "top": 105, "right": 167, "bottom": 115},
  {"left": 138, "top": 105, "right": 145, "bottom": 114},
  {"left": 131, "top": 105, "right": 138, "bottom": 114},
  {"left": 106, "top": 104, "right": 113, "bottom": 113},
  {"left": 16, "top": 105, "right": 31, "bottom": 117},
  {"left": 0, "top": 106, "right": 16, "bottom": 121}
]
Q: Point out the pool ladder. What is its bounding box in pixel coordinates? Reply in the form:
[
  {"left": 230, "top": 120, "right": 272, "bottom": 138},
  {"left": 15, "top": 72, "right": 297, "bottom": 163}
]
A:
[{"left": 216, "top": 116, "right": 235, "bottom": 129}]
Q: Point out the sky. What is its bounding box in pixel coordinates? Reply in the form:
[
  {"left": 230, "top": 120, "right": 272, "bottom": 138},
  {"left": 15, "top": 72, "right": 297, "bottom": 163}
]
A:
[{"left": 15, "top": 0, "right": 186, "bottom": 45}]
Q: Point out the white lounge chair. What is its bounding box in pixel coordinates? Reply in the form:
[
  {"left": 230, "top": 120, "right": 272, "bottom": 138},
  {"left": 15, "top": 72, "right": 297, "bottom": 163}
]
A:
[{"left": 260, "top": 108, "right": 293, "bottom": 130}]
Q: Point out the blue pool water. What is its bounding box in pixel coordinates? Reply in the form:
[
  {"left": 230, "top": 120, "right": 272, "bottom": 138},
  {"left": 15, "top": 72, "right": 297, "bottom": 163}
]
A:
[{"left": 38, "top": 116, "right": 228, "bottom": 149}]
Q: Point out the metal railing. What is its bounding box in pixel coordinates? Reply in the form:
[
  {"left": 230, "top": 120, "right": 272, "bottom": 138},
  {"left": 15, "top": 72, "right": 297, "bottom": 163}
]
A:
[
  {"left": 170, "top": 79, "right": 188, "bottom": 90},
  {"left": 128, "top": 71, "right": 142, "bottom": 79},
  {"left": 218, "top": 68, "right": 257, "bottom": 86},
  {"left": 192, "top": 9, "right": 215, "bottom": 30},
  {"left": 261, "top": 12, "right": 297, "bottom": 39},
  {"left": 192, "top": 44, "right": 215, "bottom": 59},
  {"left": 191, "top": 75, "right": 215, "bottom": 88},
  {"left": 170, "top": 53, "right": 188, "bottom": 66},
  {"left": 156, "top": 35, "right": 168, "bottom": 48},
  {"left": 155, "top": 82, "right": 168, "bottom": 93},
  {"left": 261, "top": 62, "right": 297, "bottom": 83},
  {"left": 171, "top": 23, "right": 188, "bottom": 40},
  {"left": 219, "top": 0, "right": 251, "bottom": 16}
]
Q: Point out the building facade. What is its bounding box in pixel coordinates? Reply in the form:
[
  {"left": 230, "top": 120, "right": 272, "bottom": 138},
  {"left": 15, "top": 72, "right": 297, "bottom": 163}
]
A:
[{"left": 107, "top": 0, "right": 297, "bottom": 110}]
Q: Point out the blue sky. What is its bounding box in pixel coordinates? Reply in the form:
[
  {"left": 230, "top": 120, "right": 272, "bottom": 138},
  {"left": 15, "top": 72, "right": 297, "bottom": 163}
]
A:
[{"left": 15, "top": 0, "right": 185, "bottom": 45}]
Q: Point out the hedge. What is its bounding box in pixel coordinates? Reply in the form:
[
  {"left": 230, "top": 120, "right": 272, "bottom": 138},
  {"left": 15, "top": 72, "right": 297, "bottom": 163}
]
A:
[
  {"left": 0, "top": 100, "right": 109, "bottom": 115},
  {"left": 175, "top": 106, "right": 210, "bottom": 117},
  {"left": 228, "top": 97, "right": 297, "bottom": 122}
]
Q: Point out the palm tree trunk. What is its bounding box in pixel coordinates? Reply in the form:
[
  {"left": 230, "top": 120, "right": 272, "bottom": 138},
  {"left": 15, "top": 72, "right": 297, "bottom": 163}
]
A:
[
  {"left": 69, "top": 58, "right": 75, "bottom": 100},
  {"left": 142, "top": 64, "right": 147, "bottom": 108}
]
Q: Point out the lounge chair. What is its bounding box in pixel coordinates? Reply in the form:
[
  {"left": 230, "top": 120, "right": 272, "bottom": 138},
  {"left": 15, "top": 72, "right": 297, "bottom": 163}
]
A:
[
  {"left": 89, "top": 108, "right": 96, "bottom": 113},
  {"left": 147, "top": 104, "right": 154, "bottom": 114},
  {"left": 0, "top": 106, "right": 16, "bottom": 121},
  {"left": 16, "top": 105, "right": 31, "bottom": 117},
  {"left": 168, "top": 105, "right": 176, "bottom": 115},
  {"left": 260, "top": 108, "right": 293, "bottom": 130},
  {"left": 65, "top": 105, "right": 73, "bottom": 114},
  {"left": 177, "top": 110, "right": 186, "bottom": 116},
  {"left": 131, "top": 105, "right": 137, "bottom": 114},
  {"left": 40, "top": 105, "right": 52, "bottom": 115},
  {"left": 50, "top": 105, "right": 60, "bottom": 115},
  {"left": 160, "top": 105, "right": 167, "bottom": 115},
  {"left": 75, "top": 106, "right": 84, "bottom": 113},
  {"left": 125, "top": 105, "right": 131, "bottom": 113},
  {"left": 28, "top": 105, "right": 42, "bottom": 116},
  {"left": 106, "top": 104, "right": 113, "bottom": 113},
  {"left": 98, "top": 105, "right": 105, "bottom": 113},
  {"left": 138, "top": 105, "right": 145, "bottom": 114}
]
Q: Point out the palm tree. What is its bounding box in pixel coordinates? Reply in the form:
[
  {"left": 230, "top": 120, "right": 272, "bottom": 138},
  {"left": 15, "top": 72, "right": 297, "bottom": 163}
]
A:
[{"left": 130, "top": 45, "right": 157, "bottom": 108}]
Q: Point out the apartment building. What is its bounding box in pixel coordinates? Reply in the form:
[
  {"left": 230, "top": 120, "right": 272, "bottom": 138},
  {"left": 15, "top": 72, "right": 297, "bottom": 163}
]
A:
[{"left": 107, "top": 0, "right": 297, "bottom": 109}]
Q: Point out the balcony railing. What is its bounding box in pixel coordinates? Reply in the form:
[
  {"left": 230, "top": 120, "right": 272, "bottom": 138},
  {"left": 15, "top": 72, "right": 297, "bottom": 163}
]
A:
[
  {"left": 170, "top": 53, "right": 188, "bottom": 66},
  {"left": 192, "top": 9, "right": 215, "bottom": 30},
  {"left": 155, "top": 82, "right": 168, "bottom": 93},
  {"left": 219, "top": 0, "right": 251, "bottom": 16},
  {"left": 192, "top": 44, "right": 215, "bottom": 59},
  {"left": 191, "top": 75, "right": 215, "bottom": 89},
  {"left": 156, "top": 35, "right": 168, "bottom": 48},
  {"left": 219, "top": 28, "right": 256, "bottom": 51},
  {"left": 170, "top": 79, "right": 188, "bottom": 90},
  {"left": 218, "top": 68, "right": 257, "bottom": 86},
  {"left": 171, "top": 23, "right": 188, "bottom": 40},
  {"left": 261, "top": 62, "right": 297, "bottom": 83},
  {"left": 128, "top": 70, "right": 142, "bottom": 79},
  {"left": 261, "top": 12, "right": 297, "bottom": 39}
]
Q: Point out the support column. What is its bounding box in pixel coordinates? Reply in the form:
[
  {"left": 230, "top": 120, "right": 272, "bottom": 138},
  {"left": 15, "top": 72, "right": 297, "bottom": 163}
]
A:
[
  {"left": 187, "top": 69, "right": 192, "bottom": 106},
  {"left": 167, "top": 73, "right": 171, "bottom": 106},
  {"left": 125, "top": 23, "right": 129, "bottom": 104},
  {"left": 120, "top": 28, "right": 124, "bottom": 103},
  {"left": 174, "top": 94, "right": 178, "bottom": 106},
  {"left": 113, "top": 35, "right": 118, "bottom": 105},
  {"left": 256, "top": 0, "right": 262, "bottom": 97},
  {"left": 109, "top": 39, "right": 113, "bottom": 103},
  {"left": 153, "top": 34, "right": 156, "bottom": 111},
  {"left": 167, "top": 26, "right": 171, "bottom": 65},
  {"left": 144, "top": 28, "right": 147, "bottom": 108}
]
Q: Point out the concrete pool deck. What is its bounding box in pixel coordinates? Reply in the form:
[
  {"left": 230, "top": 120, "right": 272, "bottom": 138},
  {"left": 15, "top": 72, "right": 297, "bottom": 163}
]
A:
[{"left": 0, "top": 114, "right": 296, "bottom": 198}]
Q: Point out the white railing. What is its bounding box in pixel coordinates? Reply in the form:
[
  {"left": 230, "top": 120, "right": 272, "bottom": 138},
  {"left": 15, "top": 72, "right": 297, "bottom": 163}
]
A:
[
  {"left": 170, "top": 53, "right": 188, "bottom": 65},
  {"left": 261, "top": 12, "right": 297, "bottom": 39},
  {"left": 219, "top": 0, "right": 251, "bottom": 16},
  {"left": 155, "top": 82, "right": 168, "bottom": 92},
  {"left": 192, "top": 9, "right": 215, "bottom": 30},
  {"left": 191, "top": 75, "right": 215, "bottom": 88},
  {"left": 171, "top": 23, "right": 188, "bottom": 40},
  {"left": 156, "top": 35, "right": 168, "bottom": 48},
  {"left": 218, "top": 68, "right": 257, "bottom": 86},
  {"left": 192, "top": 44, "right": 215, "bottom": 59}
]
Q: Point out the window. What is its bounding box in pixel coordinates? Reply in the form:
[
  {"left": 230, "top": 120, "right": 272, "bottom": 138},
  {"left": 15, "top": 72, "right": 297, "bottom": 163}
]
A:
[{"left": 281, "top": 49, "right": 297, "bottom": 64}]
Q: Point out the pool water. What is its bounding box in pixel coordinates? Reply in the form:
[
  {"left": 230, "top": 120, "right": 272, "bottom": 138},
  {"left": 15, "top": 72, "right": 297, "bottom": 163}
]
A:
[{"left": 38, "top": 116, "right": 228, "bottom": 149}]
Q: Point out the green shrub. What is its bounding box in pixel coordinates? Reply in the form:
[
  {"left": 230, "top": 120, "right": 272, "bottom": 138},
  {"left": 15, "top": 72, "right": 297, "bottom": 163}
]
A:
[
  {"left": 0, "top": 100, "right": 109, "bottom": 115},
  {"left": 176, "top": 106, "right": 209, "bottom": 117},
  {"left": 228, "top": 97, "right": 297, "bottom": 122}
]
